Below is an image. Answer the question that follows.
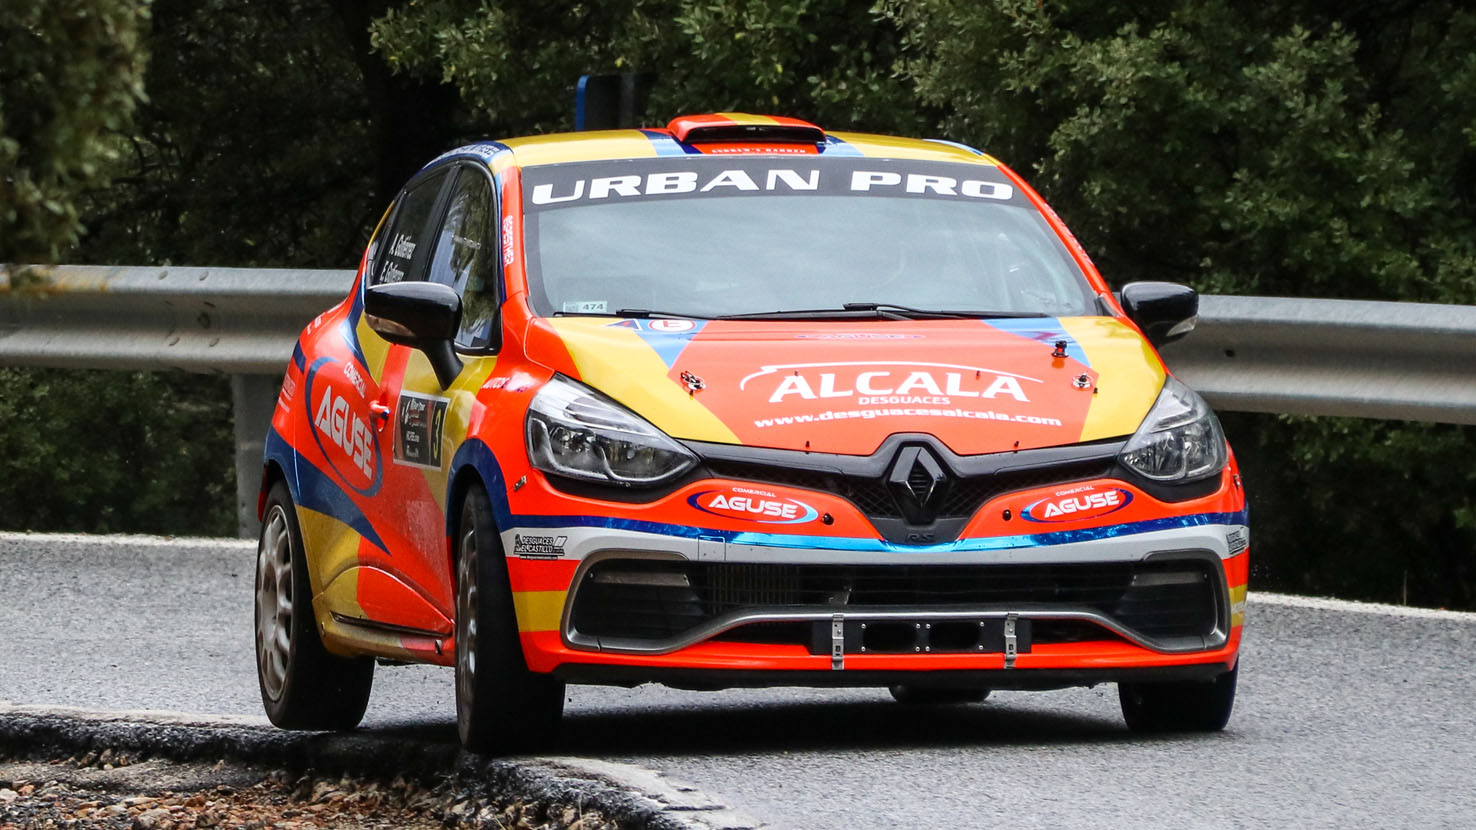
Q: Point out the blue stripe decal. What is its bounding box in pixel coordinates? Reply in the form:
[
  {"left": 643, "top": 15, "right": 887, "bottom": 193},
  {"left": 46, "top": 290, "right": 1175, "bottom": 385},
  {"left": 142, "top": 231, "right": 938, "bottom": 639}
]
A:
[
  {"left": 264, "top": 425, "right": 299, "bottom": 502},
  {"left": 449, "top": 440, "right": 1247, "bottom": 555},
  {"left": 505, "top": 510, "right": 1248, "bottom": 553},
  {"left": 922, "top": 138, "right": 987, "bottom": 157},
  {"left": 639, "top": 130, "right": 701, "bottom": 156},
  {"left": 291, "top": 343, "right": 306, "bottom": 372},
  {"left": 293, "top": 450, "right": 389, "bottom": 553},
  {"left": 819, "top": 136, "right": 864, "bottom": 157},
  {"left": 419, "top": 141, "right": 513, "bottom": 171},
  {"left": 339, "top": 313, "right": 369, "bottom": 370},
  {"left": 983, "top": 317, "right": 1089, "bottom": 368},
  {"left": 606, "top": 318, "right": 708, "bottom": 368}
]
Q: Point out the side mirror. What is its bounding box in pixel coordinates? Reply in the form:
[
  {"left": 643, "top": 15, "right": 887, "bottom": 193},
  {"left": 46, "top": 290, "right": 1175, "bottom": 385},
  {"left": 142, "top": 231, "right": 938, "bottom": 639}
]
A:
[
  {"left": 1119, "top": 281, "right": 1198, "bottom": 347},
  {"left": 364, "top": 282, "right": 464, "bottom": 388}
]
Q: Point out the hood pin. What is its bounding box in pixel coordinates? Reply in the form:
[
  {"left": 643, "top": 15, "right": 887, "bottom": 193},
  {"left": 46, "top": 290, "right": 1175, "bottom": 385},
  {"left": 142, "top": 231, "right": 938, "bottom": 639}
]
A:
[
  {"left": 1074, "top": 373, "right": 1092, "bottom": 389},
  {"left": 680, "top": 370, "right": 705, "bottom": 394},
  {"left": 1052, "top": 339, "right": 1069, "bottom": 359}
]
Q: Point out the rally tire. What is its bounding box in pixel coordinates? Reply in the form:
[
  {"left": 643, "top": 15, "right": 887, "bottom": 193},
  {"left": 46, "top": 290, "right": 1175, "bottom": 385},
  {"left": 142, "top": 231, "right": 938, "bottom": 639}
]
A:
[
  {"left": 455, "top": 484, "right": 565, "bottom": 754},
  {"left": 254, "top": 482, "right": 374, "bottom": 730},
  {"left": 888, "top": 685, "right": 990, "bottom": 705},
  {"left": 1119, "top": 664, "right": 1238, "bottom": 733}
]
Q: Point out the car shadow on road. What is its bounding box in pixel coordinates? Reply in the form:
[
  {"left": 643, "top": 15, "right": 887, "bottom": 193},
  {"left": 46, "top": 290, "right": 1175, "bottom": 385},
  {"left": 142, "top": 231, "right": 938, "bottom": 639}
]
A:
[{"left": 553, "top": 698, "right": 1140, "bottom": 757}]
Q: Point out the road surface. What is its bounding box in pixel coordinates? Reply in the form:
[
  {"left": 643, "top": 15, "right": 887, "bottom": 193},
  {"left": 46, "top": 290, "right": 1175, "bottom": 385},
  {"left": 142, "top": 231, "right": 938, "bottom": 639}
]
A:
[{"left": 3, "top": 532, "right": 1473, "bottom": 828}]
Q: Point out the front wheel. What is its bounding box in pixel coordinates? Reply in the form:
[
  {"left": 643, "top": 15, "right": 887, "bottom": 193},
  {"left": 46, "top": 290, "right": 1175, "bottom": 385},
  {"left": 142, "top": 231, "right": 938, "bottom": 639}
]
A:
[
  {"left": 455, "top": 484, "right": 565, "bottom": 754},
  {"left": 1119, "top": 664, "right": 1238, "bottom": 733},
  {"left": 254, "top": 482, "right": 373, "bottom": 730}
]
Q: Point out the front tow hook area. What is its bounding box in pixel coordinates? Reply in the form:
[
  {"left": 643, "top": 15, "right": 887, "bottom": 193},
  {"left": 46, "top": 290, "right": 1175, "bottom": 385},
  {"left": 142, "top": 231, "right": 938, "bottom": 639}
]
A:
[{"left": 812, "top": 615, "right": 1034, "bottom": 669}]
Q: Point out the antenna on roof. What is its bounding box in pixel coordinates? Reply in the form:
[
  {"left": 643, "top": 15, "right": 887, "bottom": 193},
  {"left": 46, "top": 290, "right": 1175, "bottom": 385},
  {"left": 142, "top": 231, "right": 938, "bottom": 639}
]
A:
[{"left": 575, "top": 73, "right": 656, "bottom": 131}]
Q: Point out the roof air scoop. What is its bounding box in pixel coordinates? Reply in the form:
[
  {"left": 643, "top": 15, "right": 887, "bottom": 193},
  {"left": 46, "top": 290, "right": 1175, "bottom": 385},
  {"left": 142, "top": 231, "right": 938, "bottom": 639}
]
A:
[{"left": 667, "top": 113, "right": 826, "bottom": 144}]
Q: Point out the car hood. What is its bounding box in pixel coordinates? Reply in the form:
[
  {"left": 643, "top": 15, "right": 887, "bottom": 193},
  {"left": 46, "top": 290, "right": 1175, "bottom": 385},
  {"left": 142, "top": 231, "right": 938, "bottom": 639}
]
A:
[{"left": 535, "top": 317, "right": 1166, "bottom": 456}]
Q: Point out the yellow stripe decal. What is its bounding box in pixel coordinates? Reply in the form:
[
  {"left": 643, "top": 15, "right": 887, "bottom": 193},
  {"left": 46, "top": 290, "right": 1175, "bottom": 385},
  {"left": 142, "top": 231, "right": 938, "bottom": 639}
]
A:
[
  {"left": 548, "top": 318, "right": 741, "bottom": 444},
  {"left": 1229, "top": 584, "right": 1248, "bottom": 626},
  {"left": 295, "top": 505, "right": 365, "bottom": 600},
  {"left": 506, "top": 131, "right": 659, "bottom": 167},
  {"left": 828, "top": 131, "right": 1000, "bottom": 164},
  {"left": 1059, "top": 317, "right": 1165, "bottom": 442},
  {"left": 512, "top": 590, "right": 567, "bottom": 632},
  {"left": 356, "top": 317, "right": 393, "bottom": 382},
  {"left": 716, "top": 112, "right": 779, "bottom": 125}
]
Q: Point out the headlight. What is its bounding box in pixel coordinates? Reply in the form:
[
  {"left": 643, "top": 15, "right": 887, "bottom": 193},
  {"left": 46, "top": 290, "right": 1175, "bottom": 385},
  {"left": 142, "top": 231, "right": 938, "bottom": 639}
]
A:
[
  {"left": 525, "top": 375, "right": 697, "bottom": 487},
  {"left": 1119, "top": 377, "right": 1228, "bottom": 482}
]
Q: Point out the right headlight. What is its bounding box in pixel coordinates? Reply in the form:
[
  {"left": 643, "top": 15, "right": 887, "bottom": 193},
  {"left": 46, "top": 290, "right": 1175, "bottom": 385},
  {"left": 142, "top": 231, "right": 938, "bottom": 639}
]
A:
[
  {"left": 1118, "top": 376, "right": 1228, "bottom": 482},
  {"left": 525, "top": 375, "right": 697, "bottom": 487}
]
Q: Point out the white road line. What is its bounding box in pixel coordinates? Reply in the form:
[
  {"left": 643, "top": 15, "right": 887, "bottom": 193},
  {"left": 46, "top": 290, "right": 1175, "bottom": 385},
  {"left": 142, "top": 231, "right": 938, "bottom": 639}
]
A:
[
  {"left": 1250, "top": 591, "right": 1476, "bottom": 622},
  {"left": 0, "top": 531, "right": 255, "bottom": 549},
  {"left": 0, "top": 702, "right": 271, "bottom": 727}
]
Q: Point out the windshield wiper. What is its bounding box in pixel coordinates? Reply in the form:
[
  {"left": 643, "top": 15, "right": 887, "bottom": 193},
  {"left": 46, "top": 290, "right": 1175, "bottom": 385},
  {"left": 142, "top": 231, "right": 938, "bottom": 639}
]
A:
[
  {"left": 551, "top": 308, "right": 706, "bottom": 319},
  {"left": 717, "top": 303, "right": 1050, "bottom": 321}
]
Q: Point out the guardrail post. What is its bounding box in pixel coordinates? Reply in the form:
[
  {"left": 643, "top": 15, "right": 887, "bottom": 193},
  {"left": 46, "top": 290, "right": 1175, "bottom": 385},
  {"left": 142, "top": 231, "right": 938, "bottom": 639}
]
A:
[{"left": 232, "top": 374, "right": 280, "bottom": 539}]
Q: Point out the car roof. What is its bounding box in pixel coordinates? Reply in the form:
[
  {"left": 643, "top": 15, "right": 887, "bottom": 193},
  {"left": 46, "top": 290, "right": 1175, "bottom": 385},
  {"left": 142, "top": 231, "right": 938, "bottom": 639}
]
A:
[{"left": 421, "top": 112, "right": 1003, "bottom": 176}]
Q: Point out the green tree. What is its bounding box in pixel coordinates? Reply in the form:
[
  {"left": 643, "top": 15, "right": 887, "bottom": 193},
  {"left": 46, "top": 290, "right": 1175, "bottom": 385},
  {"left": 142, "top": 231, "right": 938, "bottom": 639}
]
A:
[
  {"left": 367, "top": 0, "right": 926, "bottom": 137},
  {"left": 0, "top": 368, "right": 235, "bottom": 536},
  {"left": 889, "top": 0, "right": 1476, "bottom": 303},
  {"left": 0, "top": 0, "right": 151, "bottom": 264},
  {"left": 889, "top": 0, "right": 1476, "bottom": 606}
]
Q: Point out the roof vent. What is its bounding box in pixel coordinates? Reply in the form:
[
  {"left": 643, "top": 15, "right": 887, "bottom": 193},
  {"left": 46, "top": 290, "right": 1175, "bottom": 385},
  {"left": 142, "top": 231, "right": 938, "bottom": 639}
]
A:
[{"left": 667, "top": 114, "right": 825, "bottom": 144}]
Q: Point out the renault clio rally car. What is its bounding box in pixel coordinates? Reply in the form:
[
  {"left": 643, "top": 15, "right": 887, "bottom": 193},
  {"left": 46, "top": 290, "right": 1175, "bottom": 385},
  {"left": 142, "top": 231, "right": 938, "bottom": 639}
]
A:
[{"left": 254, "top": 113, "right": 1249, "bottom": 752}]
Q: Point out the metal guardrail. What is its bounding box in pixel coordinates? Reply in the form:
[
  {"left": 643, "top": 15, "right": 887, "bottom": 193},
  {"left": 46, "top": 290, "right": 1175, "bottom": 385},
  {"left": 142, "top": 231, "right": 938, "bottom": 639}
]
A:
[
  {"left": 0, "top": 265, "right": 352, "bottom": 373},
  {"left": 1160, "top": 295, "right": 1476, "bottom": 426},
  {"left": 0, "top": 265, "right": 353, "bottom": 537},
  {"left": 4, "top": 264, "right": 1475, "bottom": 537}
]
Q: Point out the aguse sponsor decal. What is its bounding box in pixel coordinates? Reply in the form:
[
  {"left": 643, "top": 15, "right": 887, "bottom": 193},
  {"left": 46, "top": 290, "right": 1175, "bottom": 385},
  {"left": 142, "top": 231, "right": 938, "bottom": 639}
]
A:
[
  {"left": 1022, "top": 485, "right": 1132, "bottom": 523},
  {"left": 304, "top": 356, "right": 381, "bottom": 495},
  {"left": 688, "top": 486, "right": 819, "bottom": 525}
]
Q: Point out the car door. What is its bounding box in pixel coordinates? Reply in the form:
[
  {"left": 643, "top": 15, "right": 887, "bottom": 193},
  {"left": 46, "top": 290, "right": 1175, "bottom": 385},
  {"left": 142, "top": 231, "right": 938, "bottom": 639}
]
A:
[
  {"left": 336, "top": 165, "right": 465, "bottom": 635},
  {"left": 365, "top": 162, "right": 503, "bottom": 629}
]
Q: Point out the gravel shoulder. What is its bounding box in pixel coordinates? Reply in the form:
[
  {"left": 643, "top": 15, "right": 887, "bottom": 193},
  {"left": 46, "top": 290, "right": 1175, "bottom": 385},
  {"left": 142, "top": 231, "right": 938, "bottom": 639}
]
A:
[{"left": 0, "top": 708, "right": 756, "bottom": 830}]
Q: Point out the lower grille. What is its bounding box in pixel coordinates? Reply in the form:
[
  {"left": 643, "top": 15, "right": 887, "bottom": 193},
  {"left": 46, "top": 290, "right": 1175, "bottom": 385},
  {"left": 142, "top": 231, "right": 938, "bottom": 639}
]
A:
[{"left": 569, "top": 558, "right": 1221, "bottom": 650}]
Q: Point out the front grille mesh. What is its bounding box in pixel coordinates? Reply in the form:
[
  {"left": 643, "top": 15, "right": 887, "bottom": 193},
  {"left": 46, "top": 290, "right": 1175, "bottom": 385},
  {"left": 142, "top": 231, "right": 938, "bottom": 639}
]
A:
[{"left": 570, "top": 559, "right": 1218, "bottom": 647}]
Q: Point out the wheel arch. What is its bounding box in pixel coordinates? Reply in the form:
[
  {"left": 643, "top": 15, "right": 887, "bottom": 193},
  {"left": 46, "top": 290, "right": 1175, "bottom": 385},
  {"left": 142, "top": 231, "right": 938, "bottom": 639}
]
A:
[{"left": 445, "top": 438, "right": 516, "bottom": 573}]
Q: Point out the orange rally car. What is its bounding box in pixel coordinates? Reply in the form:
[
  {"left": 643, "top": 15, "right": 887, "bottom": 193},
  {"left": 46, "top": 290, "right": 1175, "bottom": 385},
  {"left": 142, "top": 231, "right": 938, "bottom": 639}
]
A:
[{"left": 253, "top": 113, "right": 1248, "bottom": 753}]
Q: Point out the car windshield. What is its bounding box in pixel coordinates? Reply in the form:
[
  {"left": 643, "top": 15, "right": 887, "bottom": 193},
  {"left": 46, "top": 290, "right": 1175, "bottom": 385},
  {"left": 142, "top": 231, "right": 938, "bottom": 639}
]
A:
[{"left": 520, "top": 157, "right": 1095, "bottom": 319}]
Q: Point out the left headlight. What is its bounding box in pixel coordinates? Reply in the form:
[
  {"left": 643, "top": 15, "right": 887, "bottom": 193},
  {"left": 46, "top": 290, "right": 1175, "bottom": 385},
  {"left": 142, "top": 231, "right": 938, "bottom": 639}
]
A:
[
  {"left": 525, "top": 375, "right": 698, "bottom": 487},
  {"left": 1118, "top": 376, "right": 1228, "bottom": 482}
]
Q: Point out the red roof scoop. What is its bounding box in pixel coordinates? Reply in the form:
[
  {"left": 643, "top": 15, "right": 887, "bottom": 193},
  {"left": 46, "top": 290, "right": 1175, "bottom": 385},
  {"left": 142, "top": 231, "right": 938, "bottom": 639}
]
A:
[{"left": 667, "top": 113, "right": 826, "bottom": 144}]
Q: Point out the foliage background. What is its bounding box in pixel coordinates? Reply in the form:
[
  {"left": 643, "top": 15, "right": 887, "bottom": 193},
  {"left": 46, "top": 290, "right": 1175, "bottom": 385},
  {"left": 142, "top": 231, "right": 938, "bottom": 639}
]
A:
[{"left": 1, "top": 0, "right": 1472, "bottom": 606}]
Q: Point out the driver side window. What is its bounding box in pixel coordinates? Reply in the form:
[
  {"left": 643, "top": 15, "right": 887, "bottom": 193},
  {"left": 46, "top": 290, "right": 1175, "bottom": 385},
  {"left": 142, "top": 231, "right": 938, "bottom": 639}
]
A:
[
  {"left": 372, "top": 169, "right": 448, "bottom": 286},
  {"left": 426, "top": 166, "right": 501, "bottom": 351}
]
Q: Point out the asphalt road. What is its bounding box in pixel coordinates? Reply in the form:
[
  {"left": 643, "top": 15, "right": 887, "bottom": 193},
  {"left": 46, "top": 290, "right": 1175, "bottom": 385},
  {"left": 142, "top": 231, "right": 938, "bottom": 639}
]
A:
[{"left": 3, "top": 532, "right": 1474, "bottom": 828}]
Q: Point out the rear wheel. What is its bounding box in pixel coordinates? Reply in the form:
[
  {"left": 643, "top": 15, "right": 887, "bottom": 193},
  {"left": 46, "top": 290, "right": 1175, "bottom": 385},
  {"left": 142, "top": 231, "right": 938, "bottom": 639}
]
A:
[
  {"left": 455, "top": 484, "right": 565, "bottom": 754},
  {"left": 1119, "top": 664, "right": 1238, "bottom": 733},
  {"left": 888, "top": 685, "right": 990, "bottom": 705},
  {"left": 254, "top": 482, "right": 373, "bottom": 730}
]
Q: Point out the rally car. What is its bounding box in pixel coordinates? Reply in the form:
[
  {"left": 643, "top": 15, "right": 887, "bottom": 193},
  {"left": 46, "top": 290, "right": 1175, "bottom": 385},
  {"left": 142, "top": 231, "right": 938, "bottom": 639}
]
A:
[{"left": 254, "top": 113, "right": 1248, "bottom": 753}]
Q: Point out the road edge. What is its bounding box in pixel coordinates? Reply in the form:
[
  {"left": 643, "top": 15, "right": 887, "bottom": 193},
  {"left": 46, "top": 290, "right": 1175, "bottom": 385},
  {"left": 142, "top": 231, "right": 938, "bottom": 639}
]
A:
[{"left": 0, "top": 704, "right": 761, "bottom": 830}]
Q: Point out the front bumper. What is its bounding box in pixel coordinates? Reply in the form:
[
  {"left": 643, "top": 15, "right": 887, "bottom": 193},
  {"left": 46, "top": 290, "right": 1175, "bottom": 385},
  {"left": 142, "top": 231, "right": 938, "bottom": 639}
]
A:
[{"left": 501, "top": 517, "right": 1249, "bottom": 683}]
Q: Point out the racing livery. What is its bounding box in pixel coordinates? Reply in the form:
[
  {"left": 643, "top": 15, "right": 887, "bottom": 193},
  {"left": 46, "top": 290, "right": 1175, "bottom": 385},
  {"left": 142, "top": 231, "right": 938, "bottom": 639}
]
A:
[{"left": 254, "top": 113, "right": 1248, "bottom": 752}]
